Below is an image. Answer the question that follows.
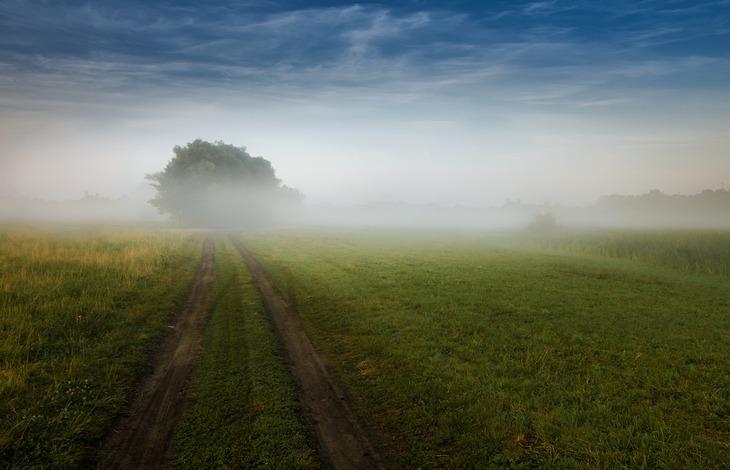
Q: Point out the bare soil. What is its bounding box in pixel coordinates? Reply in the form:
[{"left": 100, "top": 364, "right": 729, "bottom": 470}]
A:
[
  {"left": 95, "top": 236, "right": 215, "bottom": 469},
  {"left": 230, "top": 237, "right": 385, "bottom": 470}
]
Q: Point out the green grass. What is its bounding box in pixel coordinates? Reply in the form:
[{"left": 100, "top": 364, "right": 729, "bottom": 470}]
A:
[
  {"left": 4, "top": 225, "right": 729, "bottom": 468},
  {"left": 171, "top": 236, "right": 320, "bottom": 469},
  {"left": 239, "top": 228, "right": 730, "bottom": 469},
  {"left": 0, "top": 225, "right": 203, "bottom": 469},
  {"left": 523, "top": 229, "right": 730, "bottom": 277}
]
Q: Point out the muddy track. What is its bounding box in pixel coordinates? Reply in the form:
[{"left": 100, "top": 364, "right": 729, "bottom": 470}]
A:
[
  {"left": 230, "top": 237, "right": 385, "bottom": 470},
  {"left": 96, "top": 236, "right": 215, "bottom": 470}
]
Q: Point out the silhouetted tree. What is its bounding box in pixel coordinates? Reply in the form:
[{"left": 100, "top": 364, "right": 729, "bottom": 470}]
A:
[{"left": 146, "top": 139, "right": 303, "bottom": 227}]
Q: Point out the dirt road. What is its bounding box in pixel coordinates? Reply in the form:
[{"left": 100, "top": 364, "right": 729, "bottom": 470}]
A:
[
  {"left": 96, "top": 236, "right": 215, "bottom": 469},
  {"left": 96, "top": 235, "right": 382, "bottom": 469},
  {"left": 230, "top": 237, "right": 384, "bottom": 470}
]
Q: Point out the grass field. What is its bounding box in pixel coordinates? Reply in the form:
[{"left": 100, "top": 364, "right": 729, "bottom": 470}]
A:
[
  {"left": 0, "top": 225, "right": 203, "bottom": 468},
  {"left": 3, "top": 226, "right": 729, "bottom": 468},
  {"left": 240, "top": 228, "right": 730, "bottom": 469}
]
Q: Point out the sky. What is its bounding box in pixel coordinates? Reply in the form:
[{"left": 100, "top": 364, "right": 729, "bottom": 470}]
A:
[{"left": 1, "top": 0, "right": 729, "bottom": 207}]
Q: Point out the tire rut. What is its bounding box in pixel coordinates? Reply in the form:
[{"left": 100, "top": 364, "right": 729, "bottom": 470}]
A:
[
  {"left": 96, "top": 235, "right": 215, "bottom": 470},
  {"left": 230, "top": 237, "right": 385, "bottom": 470}
]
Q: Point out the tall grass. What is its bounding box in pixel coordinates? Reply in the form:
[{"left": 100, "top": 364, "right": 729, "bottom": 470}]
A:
[
  {"left": 240, "top": 229, "right": 730, "bottom": 469},
  {"left": 529, "top": 229, "right": 730, "bottom": 277},
  {"left": 0, "top": 226, "right": 203, "bottom": 468}
]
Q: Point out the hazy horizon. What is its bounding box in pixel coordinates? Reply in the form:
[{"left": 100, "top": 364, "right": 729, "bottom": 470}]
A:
[{"left": 2, "top": 1, "right": 729, "bottom": 208}]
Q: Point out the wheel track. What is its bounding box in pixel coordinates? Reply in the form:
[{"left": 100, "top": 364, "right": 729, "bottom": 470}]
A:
[{"left": 96, "top": 235, "right": 215, "bottom": 469}]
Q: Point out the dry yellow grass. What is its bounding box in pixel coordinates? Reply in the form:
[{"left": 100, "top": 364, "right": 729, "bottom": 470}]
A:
[{"left": 1, "top": 225, "right": 204, "bottom": 468}]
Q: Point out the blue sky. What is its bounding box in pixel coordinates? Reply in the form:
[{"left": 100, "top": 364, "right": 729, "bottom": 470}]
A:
[{"left": 2, "top": 0, "right": 729, "bottom": 206}]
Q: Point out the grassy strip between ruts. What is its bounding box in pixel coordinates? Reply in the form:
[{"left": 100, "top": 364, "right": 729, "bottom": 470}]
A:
[
  {"left": 239, "top": 228, "right": 730, "bottom": 469},
  {"left": 171, "top": 235, "right": 320, "bottom": 469},
  {"left": 0, "top": 225, "right": 204, "bottom": 469}
]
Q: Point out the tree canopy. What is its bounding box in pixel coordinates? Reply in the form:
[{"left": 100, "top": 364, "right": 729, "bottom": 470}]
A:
[{"left": 146, "top": 139, "right": 302, "bottom": 227}]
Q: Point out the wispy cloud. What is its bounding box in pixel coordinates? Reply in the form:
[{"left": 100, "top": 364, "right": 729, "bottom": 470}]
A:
[
  {"left": 522, "top": 1, "right": 578, "bottom": 16},
  {"left": 1, "top": 0, "right": 728, "bottom": 116}
]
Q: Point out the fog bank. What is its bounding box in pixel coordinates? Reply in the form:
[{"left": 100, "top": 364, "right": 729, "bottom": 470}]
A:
[
  {"left": 0, "top": 194, "right": 162, "bottom": 224},
  {"left": 3, "top": 189, "right": 728, "bottom": 230}
]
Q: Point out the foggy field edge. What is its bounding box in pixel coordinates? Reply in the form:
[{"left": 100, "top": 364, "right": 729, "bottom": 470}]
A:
[{"left": 1, "top": 187, "right": 729, "bottom": 229}]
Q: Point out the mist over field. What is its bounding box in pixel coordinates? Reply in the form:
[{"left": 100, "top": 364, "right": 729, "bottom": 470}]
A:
[
  {"left": 1, "top": 1, "right": 728, "bottom": 228},
  {"left": 2, "top": 187, "right": 730, "bottom": 230}
]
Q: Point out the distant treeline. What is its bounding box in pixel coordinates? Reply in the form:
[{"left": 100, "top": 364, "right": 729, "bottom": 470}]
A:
[
  {"left": 598, "top": 188, "right": 729, "bottom": 212},
  {"left": 591, "top": 188, "right": 730, "bottom": 227}
]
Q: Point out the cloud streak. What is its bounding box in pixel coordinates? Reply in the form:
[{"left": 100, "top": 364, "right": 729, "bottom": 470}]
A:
[{"left": 2, "top": 1, "right": 727, "bottom": 106}]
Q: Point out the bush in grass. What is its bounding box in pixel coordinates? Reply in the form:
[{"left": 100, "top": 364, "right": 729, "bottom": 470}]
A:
[{"left": 526, "top": 211, "right": 560, "bottom": 234}]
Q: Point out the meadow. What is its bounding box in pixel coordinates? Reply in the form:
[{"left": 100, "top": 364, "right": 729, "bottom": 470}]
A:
[
  {"left": 0, "top": 225, "right": 203, "bottom": 468},
  {"left": 240, "top": 228, "right": 730, "bottom": 469},
  {"left": 2, "top": 225, "right": 729, "bottom": 469}
]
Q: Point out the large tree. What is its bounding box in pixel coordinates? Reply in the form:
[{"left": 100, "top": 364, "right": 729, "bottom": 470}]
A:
[{"left": 146, "top": 139, "right": 302, "bottom": 227}]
